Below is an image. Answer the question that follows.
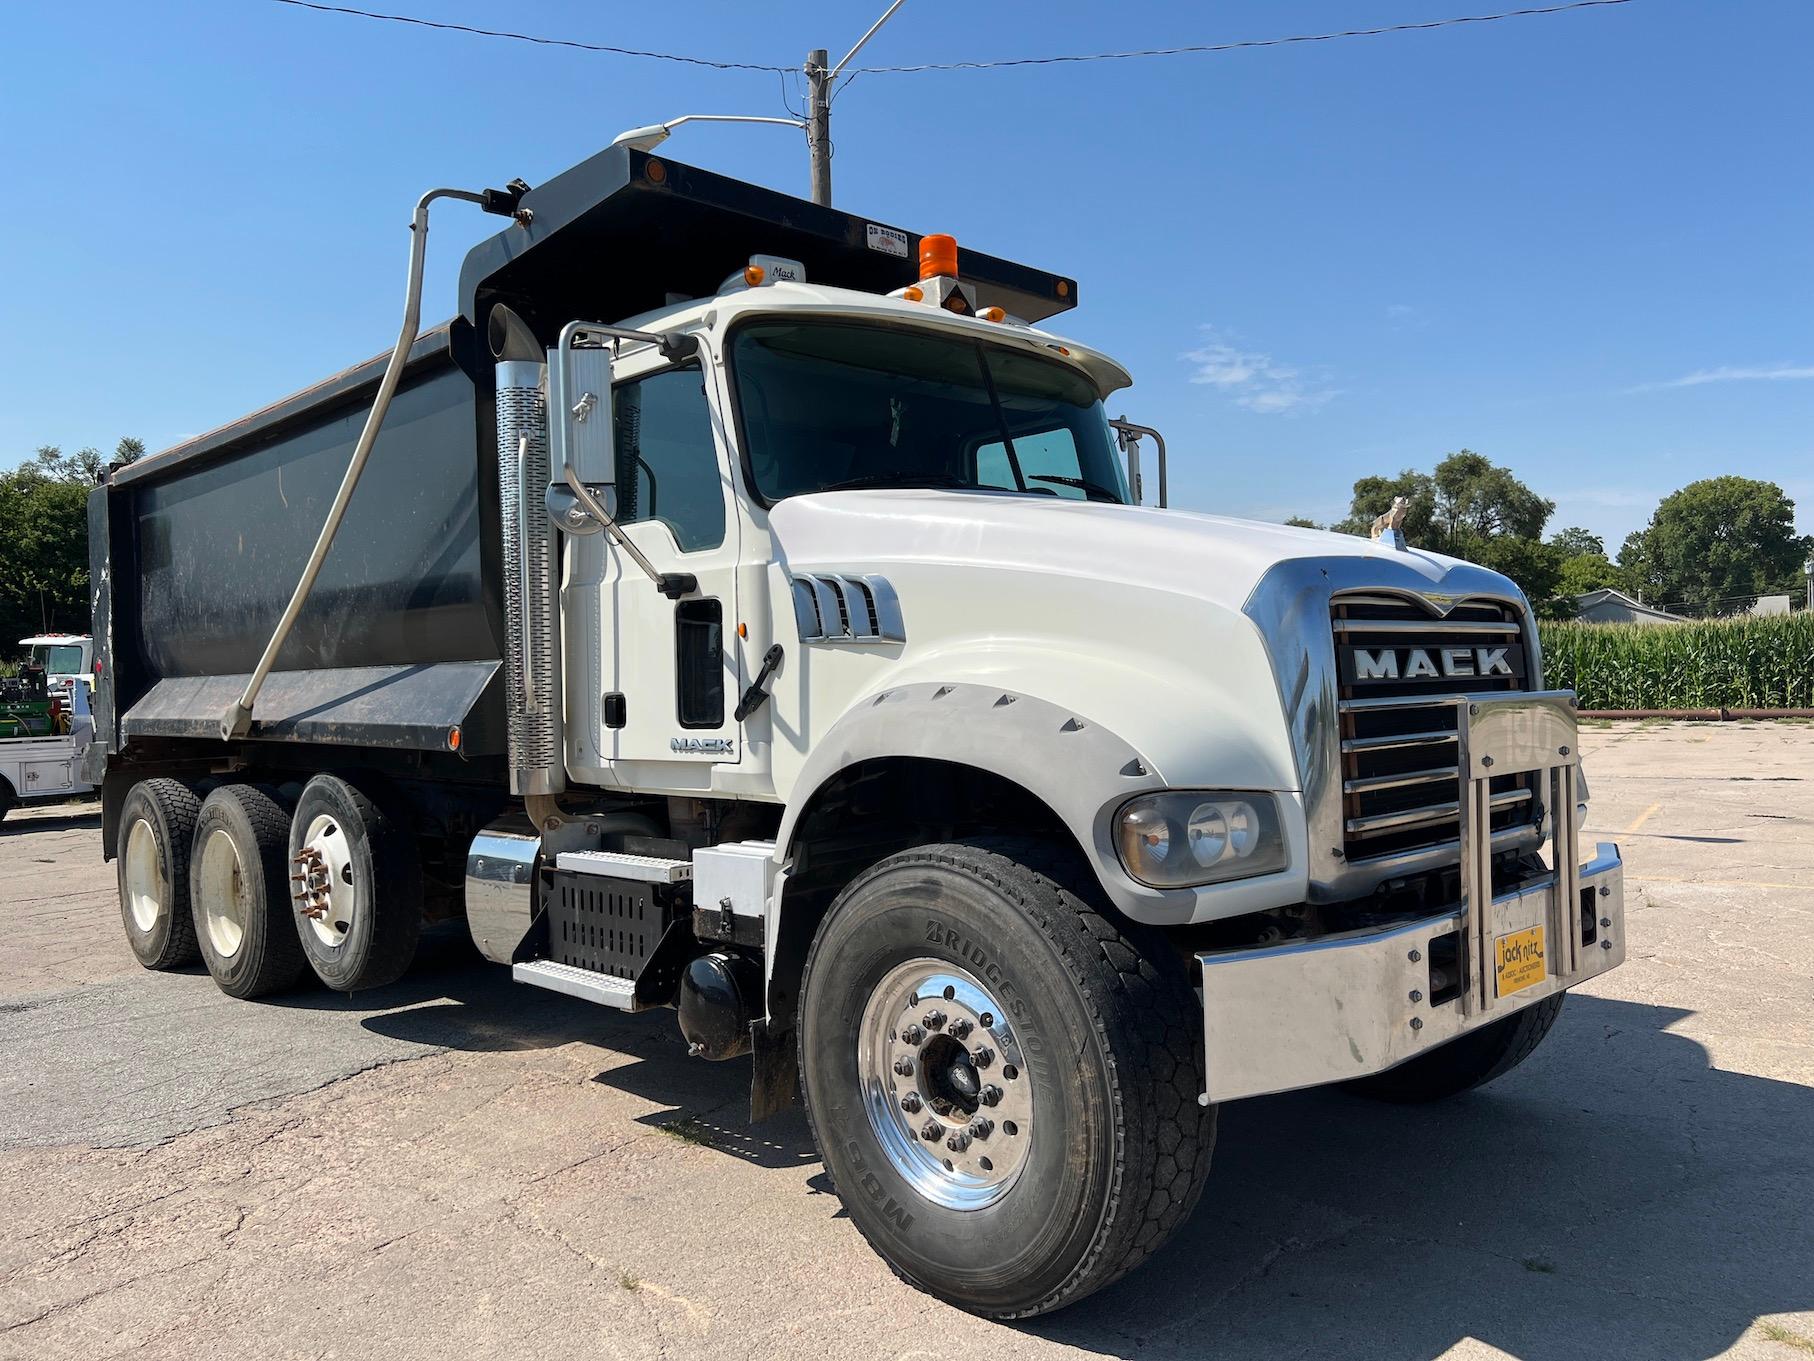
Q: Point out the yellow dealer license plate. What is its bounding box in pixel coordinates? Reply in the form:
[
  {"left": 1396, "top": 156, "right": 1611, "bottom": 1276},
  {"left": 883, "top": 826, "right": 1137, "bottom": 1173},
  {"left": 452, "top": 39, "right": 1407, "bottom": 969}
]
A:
[{"left": 1495, "top": 925, "right": 1547, "bottom": 997}]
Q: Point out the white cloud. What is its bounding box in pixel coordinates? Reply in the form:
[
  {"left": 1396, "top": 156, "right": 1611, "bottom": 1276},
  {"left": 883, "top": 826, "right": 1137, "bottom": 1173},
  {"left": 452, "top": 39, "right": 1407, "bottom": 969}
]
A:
[
  {"left": 1628, "top": 363, "right": 1814, "bottom": 393},
  {"left": 1182, "top": 327, "right": 1336, "bottom": 415}
]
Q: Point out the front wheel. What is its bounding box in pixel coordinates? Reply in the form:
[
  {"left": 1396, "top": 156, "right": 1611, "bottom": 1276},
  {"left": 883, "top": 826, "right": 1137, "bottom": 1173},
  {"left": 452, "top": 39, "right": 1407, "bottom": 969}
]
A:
[{"left": 798, "top": 840, "right": 1214, "bottom": 1319}]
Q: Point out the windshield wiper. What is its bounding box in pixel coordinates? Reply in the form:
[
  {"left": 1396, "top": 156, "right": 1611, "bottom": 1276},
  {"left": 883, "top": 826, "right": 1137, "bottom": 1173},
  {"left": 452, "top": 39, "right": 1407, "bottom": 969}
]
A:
[
  {"left": 818, "top": 472, "right": 974, "bottom": 493},
  {"left": 1025, "top": 473, "right": 1123, "bottom": 504}
]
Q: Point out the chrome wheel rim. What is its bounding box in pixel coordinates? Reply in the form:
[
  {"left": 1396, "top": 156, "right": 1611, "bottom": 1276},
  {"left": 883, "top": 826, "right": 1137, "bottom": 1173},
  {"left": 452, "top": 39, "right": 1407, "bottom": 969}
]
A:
[
  {"left": 294, "top": 813, "right": 355, "bottom": 948},
  {"left": 857, "top": 958, "right": 1034, "bottom": 1211},
  {"left": 123, "top": 817, "right": 162, "bottom": 933},
  {"left": 198, "top": 828, "right": 248, "bottom": 958}
]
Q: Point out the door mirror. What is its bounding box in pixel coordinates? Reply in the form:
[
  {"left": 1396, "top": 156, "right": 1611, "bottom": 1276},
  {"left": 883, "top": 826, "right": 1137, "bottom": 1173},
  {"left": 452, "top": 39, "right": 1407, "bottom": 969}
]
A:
[
  {"left": 550, "top": 332, "right": 616, "bottom": 491},
  {"left": 1109, "top": 417, "right": 1168, "bottom": 508}
]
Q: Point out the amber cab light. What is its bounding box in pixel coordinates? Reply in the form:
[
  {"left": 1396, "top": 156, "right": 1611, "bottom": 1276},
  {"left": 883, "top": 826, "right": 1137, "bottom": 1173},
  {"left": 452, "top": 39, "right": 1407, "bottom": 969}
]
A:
[
  {"left": 979, "top": 306, "right": 1005, "bottom": 323},
  {"left": 901, "top": 285, "right": 924, "bottom": 302},
  {"left": 744, "top": 263, "right": 766, "bottom": 286},
  {"left": 919, "top": 233, "right": 958, "bottom": 281}
]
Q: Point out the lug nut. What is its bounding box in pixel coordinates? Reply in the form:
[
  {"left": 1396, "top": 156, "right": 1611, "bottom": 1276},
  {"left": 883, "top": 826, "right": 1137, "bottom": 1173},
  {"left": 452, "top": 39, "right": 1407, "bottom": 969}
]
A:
[
  {"left": 950, "top": 1018, "right": 973, "bottom": 1040},
  {"left": 922, "top": 1010, "right": 947, "bottom": 1030},
  {"left": 900, "top": 1025, "right": 924, "bottom": 1046},
  {"left": 972, "top": 1047, "right": 994, "bottom": 1068},
  {"left": 894, "top": 1057, "right": 915, "bottom": 1076},
  {"left": 968, "top": 1118, "right": 993, "bottom": 1140},
  {"left": 945, "top": 1132, "right": 971, "bottom": 1153},
  {"left": 900, "top": 1093, "right": 922, "bottom": 1114},
  {"left": 979, "top": 1084, "right": 1003, "bottom": 1107},
  {"left": 921, "top": 1120, "right": 942, "bottom": 1141}
]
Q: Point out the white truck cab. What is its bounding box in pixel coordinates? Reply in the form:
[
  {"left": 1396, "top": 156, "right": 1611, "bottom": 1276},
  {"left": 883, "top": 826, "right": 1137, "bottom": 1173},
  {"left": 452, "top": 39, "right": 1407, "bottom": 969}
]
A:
[{"left": 93, "top": 146, "right": 1623, "bottom": 1317}]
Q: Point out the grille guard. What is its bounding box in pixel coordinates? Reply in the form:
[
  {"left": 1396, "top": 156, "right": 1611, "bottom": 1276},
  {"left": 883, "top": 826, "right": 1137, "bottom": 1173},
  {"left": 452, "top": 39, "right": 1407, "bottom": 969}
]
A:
[{"left": 1195, "top": 692, "right": 1625, "bottom": 1104}]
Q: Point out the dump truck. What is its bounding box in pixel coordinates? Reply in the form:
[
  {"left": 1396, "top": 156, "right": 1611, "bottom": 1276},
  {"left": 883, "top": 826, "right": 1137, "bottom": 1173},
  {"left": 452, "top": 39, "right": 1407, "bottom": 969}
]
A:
[{"left": 87, "top": 142, "right": 1625, "bottom": 1317}]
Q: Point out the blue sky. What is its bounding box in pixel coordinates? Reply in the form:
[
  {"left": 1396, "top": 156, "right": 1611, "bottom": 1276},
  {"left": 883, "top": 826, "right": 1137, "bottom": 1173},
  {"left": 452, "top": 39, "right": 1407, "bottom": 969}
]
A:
[{"left": 5, "top": 1, "right": 1810, "bottom": 552}]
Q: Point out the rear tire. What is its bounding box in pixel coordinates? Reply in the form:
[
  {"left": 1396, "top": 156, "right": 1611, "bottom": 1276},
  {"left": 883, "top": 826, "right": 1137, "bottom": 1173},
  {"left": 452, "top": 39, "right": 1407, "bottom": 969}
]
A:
[
  {"left": 190, "top": 784, "right": 307, "bottom": 999},
  {"left": 1347, "top": 993, "right": 1567, "bottom": 1102},
  {"left": 798, "top": 839, "right": 1215, "bottom": 1319},
  {"left": 287, "top": 774, "right": 422, "bottom": 992},
  {"left": 0, "top": 778, "right": 14, "bottom": 823},
  {"left": 116, "top": 778, "right": 202, "bottom": 970}
]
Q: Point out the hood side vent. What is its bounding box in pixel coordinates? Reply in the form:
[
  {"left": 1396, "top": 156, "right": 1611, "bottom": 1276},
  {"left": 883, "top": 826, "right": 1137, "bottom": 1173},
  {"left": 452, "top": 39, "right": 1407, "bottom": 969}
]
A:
[{"left": 788, "top": 573, "right": 905, "bottom": 645}]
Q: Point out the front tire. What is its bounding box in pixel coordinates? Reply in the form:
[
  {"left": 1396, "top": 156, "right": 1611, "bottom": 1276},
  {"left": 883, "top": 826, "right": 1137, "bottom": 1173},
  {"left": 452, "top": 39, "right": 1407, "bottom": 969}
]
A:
[
  {"left": 798, "top": 840, "right": 1214, "bottom": 1319},
  {"left": 1347, "top": 992, "right": 1567, "bottom": 1102}
]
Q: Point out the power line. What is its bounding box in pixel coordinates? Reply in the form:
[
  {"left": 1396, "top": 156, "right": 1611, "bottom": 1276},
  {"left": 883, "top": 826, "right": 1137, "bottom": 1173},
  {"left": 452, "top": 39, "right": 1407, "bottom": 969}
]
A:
[
  {"left": 846, "top": 1, "right": 1637, "bottom": 74},
  {"left": 266, "top": 0, "right": 793, "bottom": 73},
  {"left": 267, "top": 0, "right": 1635, "bottom": 79}
]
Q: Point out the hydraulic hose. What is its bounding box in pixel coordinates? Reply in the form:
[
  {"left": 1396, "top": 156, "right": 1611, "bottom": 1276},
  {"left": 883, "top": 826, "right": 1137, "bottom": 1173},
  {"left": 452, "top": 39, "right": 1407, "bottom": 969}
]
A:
[{"left": 221, "top": 186, "right": 491, "bottom": 740}]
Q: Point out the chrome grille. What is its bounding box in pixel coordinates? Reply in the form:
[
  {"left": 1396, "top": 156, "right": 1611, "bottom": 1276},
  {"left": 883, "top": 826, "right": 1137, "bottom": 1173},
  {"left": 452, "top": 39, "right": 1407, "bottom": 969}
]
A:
[{"left": 1333, "top": 595, "right": 1533, "bottom": 870}]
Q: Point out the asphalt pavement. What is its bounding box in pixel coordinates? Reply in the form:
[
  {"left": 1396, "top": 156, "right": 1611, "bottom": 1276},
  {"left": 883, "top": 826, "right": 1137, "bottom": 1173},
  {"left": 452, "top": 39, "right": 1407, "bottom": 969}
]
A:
[{"left": 1, "top": 721, "right": 1810, "bottom": 1361}]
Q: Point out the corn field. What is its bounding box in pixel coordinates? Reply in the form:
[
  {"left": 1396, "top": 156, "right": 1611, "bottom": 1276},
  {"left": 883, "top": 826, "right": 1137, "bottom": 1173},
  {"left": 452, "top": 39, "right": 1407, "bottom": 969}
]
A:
[{"left": 1539, "top": 613, "right": 1814, "bottom": 710}]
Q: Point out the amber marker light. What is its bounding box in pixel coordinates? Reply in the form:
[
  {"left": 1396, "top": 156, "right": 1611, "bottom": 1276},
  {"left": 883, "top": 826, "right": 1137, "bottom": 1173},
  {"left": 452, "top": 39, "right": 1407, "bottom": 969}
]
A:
[
  {"left": 979, "top": 306, "right": 1005, "bottom": 323},
  {"left": 447, "top": 726, "right": 462, "bottom": 752},
  {"left": 902, "top": 285, "right": 924, "bottom": 302},
  {"left": 744, "top": 263, "right": 766, "bottom": 286},
  {"left": 919, "top": 233, "right": 959, "bottom": 281}
]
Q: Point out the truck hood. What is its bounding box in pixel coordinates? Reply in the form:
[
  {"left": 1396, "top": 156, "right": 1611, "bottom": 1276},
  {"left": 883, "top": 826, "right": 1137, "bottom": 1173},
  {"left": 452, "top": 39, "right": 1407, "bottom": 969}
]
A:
[{"left": 768, "top": 489, "right": 1486, "bottom": 609}]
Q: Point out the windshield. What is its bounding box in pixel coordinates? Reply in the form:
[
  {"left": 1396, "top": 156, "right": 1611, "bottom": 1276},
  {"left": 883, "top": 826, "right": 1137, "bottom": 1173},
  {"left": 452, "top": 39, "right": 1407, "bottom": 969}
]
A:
[
  {"left": 730, "top": 320, "right": 1129, "bottom": 505},
  {"left": 35, "top": 645, "right": 85, "bottom": 674}
]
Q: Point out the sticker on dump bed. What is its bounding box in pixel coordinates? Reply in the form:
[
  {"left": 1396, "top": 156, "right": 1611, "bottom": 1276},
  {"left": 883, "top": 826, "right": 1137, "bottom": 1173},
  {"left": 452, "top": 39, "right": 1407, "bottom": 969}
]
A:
[{"left": 866, "top": 223, "right": 909, "bottom": 258}]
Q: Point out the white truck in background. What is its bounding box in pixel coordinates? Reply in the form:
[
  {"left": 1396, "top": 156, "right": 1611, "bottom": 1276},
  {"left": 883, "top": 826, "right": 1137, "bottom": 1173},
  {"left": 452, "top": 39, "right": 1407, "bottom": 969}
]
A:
[
  {"left": 86, "top": 141, "right": 1625, "bottom": 1316},
  {"left": 1, "top": 636, "right": 95, "bottom": 821}
]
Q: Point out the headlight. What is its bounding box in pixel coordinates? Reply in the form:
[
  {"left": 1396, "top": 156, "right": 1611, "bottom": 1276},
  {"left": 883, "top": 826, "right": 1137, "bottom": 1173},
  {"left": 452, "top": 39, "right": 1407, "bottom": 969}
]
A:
[{"left": 1116, "top": 791, "right": 1287, "bottom": 888}]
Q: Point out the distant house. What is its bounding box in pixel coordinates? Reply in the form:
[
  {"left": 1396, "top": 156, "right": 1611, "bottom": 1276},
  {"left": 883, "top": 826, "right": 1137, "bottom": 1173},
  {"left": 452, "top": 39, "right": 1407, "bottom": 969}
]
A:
[{"left": 1572, "top": 588, "right": 1685, "bottom": 625}]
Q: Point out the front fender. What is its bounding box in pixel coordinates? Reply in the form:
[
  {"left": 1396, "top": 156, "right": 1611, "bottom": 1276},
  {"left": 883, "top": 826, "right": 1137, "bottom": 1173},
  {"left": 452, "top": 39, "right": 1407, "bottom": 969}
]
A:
[{"left": 775, "top": 663, "right": 1307, "bottom": 926}]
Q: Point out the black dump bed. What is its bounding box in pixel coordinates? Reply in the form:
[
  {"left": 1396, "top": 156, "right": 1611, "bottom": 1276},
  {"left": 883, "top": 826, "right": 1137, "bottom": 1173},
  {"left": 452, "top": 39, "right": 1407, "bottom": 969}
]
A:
[{"left": 88, "top": 145, "right": 1078, "bottom": 767}]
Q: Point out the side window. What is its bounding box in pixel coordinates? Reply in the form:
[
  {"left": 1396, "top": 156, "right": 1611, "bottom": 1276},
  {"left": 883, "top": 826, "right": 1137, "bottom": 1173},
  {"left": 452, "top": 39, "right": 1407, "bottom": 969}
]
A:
[
  {"left": 974, "top": 428, "right": 1088, "bottom": 499},
  {"left": 613, "top": 365, "right": 726, "bottom": 552}
]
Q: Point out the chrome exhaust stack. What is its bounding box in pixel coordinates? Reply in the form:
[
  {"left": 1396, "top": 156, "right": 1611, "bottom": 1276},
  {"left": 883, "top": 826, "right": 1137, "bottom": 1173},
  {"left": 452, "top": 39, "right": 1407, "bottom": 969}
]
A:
[{"left": 492, "top": 305, "right": 564, "bottom": 796}]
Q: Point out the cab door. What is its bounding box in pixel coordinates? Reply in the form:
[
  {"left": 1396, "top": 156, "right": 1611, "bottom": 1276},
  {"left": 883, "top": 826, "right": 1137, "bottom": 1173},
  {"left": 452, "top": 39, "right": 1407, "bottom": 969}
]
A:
[{"left": 576, "top": 347, "right": 741, "bottom": 780}]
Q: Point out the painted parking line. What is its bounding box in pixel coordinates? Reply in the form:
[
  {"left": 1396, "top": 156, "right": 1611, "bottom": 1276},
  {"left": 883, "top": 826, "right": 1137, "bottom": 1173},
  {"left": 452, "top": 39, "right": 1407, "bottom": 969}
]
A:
[{"left": 1624, "top": 802, "right": 1662, "bottom": 834}]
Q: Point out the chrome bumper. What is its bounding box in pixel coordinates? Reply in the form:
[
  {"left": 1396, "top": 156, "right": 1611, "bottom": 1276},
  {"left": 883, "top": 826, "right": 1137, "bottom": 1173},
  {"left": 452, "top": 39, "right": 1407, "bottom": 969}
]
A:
[{"left": 1196, "top": 692, "right": 1626, "bottom": 1104}]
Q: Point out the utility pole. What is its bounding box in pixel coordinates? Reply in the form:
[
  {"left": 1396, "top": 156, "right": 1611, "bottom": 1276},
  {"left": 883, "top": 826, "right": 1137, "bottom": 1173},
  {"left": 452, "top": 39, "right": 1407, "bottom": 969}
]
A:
[
  {"left": 806, "top": 48, "right": 831, "bottom": 206},
  {"left": 807, "top": 0, "right": 908, "bottom": 207}
]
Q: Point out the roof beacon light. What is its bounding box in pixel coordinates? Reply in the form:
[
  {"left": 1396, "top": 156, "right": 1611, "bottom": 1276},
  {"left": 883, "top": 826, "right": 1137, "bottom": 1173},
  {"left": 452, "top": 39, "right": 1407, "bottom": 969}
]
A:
[{"left": 919, "top": 233, "right": 959, "bottom": 281}]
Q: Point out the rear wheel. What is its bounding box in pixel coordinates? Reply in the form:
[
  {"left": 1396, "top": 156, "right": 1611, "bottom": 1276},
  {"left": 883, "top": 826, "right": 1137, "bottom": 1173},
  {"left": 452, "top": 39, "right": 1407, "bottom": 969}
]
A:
[
  {"left": 799, "top": 839, "right": 1214, "bottom": 1319},
  {"left": 190, "top": 785, "right": 307, "bottom": 999},
  {"left": 116, "top": 778, "right": 202, "bottom": 969},
  {"left": 287, "top": 774, "right": 422, "bottom": 992},
  {"left": 1348, "top": 993, "right": 1567, "bottom": 1102}
]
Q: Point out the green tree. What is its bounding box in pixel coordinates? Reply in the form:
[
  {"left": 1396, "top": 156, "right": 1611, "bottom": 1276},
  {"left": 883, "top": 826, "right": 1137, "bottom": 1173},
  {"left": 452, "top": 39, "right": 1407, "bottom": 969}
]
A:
[
  {"left": 1335, "top": 450, "right": 1560, "bottom": 600},
  {"left": 1282, "top": 515, "right": 1323, "bottom": 530},
  {"left": 1556, "top": 552, "right": 1624, "bottom": 599},
  {"left": 1618, "top": 476, "right": 1811, "bottom": 613},
  {"left": 0, "top": 437, "right": 144, "bottom": 649},
  {"left": 1548, "top": 526, "right": 1604, "bottom": 558}
]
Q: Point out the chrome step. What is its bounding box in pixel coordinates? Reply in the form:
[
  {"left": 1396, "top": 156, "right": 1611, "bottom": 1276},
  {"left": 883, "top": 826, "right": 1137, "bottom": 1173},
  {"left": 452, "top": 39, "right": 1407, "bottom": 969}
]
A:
[
  {"left": 512, "top": 959, "right": 645, "bottom": 1010},
  {"left": 554, "top": 850, "right": 692, "bottom": 884}
]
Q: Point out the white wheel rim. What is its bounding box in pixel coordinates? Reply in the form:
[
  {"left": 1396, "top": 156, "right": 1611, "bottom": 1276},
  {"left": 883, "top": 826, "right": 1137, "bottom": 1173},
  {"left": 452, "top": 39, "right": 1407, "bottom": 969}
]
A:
[
  {"left": 198, "top": 828, "right": 249, "bottom": 958},
  {"left": 297, "top": 813, "right": 356, "bottom": 948},
  {"left": 123, "top": 817, "right": 163, "bottom": 933}
]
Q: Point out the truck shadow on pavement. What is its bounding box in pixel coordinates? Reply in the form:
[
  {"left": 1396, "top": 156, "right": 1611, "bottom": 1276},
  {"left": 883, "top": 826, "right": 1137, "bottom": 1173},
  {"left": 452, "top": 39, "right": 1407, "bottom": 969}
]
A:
[
  {"left": 287, "top": 948, "right": 1813, "bottom": 1357},
  {"left": 1018, "top": 993, "right": 1813, "bottom": 1361}
]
